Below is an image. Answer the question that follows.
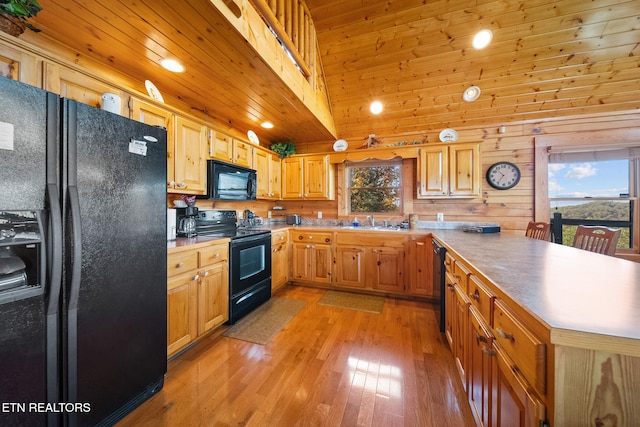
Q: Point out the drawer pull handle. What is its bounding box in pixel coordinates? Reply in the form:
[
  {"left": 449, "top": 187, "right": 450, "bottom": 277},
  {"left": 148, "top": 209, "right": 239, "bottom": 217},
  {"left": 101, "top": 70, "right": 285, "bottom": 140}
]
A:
[
  {"left": 469, "top": 290, "right": 480, "bottom": 301},
  {"left": 177, "top": 262, "right": 184, "bottom": 268},
  {"left": 193, "top": 274, "right": 200, "bottom": 281},
  {"left": 203, "top": 271, "right": 209, "bottom": 277},
  {"left": 213, "top": 253, "right": 220, "bottom": 258},
  {"left": 481, "top": 345, "right": 496, "bottom": 356},
  {"left": 446, "top": 283, "right": 454, "bottom": 289},
  {"left": 496, "top": 328, "right": 514, "bottom": 342},
  {"left": 475, "top": 332, "right": 488, "bottom": 344},
  {"left": 298, "top": 236, "right": 303, "bottom": 240}
]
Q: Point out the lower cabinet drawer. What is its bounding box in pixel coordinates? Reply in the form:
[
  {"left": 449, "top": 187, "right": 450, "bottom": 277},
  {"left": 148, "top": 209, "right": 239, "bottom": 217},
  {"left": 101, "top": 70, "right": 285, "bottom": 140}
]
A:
[
  {"left": 467, "top": 275, "right": 494, "bottom": 325},
  {"left": 494, "top": 300, "right": 546, "bottom": 395},
  {"left": 199, "top": 244, "right": 228, "bottom": 267},
  {"left": 168, "top": 250, "right": 198, "bottom": 277}
]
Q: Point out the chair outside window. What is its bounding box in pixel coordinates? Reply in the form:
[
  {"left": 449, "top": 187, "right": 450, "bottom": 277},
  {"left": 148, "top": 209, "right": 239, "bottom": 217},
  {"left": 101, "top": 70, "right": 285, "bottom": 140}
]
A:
[
  {"left": 525, "top": 221, "right": 551, "bottom": 241},
  {"left": 571, "top": 226, "right": 621, "bottom": 256}
]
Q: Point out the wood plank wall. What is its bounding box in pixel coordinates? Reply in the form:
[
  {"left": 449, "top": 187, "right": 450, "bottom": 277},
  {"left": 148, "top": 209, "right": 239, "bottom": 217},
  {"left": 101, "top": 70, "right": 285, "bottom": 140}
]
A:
[{"left": 287, "top": 110, "right": 640, "bottom": 233}]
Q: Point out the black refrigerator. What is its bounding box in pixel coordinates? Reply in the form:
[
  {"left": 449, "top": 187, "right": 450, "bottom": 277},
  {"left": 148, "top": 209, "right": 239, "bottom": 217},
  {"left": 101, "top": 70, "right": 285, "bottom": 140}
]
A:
[{"left": 0, "top": 77, "right": 167, "bottom": 426}]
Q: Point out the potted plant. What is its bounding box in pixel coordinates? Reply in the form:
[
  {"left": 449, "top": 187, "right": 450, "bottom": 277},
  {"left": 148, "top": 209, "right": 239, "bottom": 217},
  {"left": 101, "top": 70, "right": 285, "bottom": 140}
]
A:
[
  {"left": 0, "top": 0, "right": 42, "bottom": 37},
  {"left": 270, "top": 141, "right": 296, "bottom": 158}
]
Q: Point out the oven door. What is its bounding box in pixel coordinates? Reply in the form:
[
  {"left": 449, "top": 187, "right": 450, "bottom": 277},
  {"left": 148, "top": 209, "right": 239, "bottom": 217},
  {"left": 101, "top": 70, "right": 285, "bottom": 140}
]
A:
[{"left": 229, "top": 233, "right": 272, "bottom": 297}]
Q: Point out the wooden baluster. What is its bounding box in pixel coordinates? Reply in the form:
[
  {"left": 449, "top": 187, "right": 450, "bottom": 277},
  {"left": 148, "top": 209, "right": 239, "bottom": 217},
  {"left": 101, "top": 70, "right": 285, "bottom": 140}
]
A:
[{"left": 277, "top": 0, "right": 285, "bottom": 26}]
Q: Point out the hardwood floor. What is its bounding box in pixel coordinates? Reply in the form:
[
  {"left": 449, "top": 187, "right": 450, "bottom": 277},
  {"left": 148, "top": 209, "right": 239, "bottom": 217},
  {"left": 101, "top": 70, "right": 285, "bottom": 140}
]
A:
[{"left": 118, "top": 286, "right": 475, "bottom": 426}]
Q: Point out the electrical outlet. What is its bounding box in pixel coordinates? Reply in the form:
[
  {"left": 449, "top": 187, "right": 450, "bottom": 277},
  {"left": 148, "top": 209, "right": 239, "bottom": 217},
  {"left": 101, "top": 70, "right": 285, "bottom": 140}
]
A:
[
  {"left": 437, "top": 213, "right": 444, "bottom": 222},
  {"left": 318, "top": 211, "right": 322, "bottom": 219}
]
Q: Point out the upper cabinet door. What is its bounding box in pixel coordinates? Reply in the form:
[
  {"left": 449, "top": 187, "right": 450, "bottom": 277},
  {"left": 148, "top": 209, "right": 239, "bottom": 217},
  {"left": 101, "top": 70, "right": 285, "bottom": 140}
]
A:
[
  {"left": 418, "top": 145, "right": 448, "bottom": 197},
  {"left": 233, "top": 140, "right": 253, "bottom": 168},
  {"left": 282, "top": 157, "right": 305, "bottom": 199},
  {"left": 174, "top": 116, "right": 207, "bottom": 194},
  {"left": 449, "top": 143, "right": 481, "bottom": 197},
  {"left": 130, "top": 97, "right": 175, "bottom": 188},
  {"left": 209, "top": 130, "right": 234, "bottom": 162},
  {"left": 418, "top": 143, "right": 480, "bottom": 198}
]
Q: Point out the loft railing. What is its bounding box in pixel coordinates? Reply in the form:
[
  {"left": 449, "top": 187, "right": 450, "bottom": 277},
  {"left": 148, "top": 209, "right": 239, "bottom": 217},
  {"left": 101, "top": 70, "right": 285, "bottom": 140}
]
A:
[{"left": 250, "top": 0, "right": 316, "bottom": 78}]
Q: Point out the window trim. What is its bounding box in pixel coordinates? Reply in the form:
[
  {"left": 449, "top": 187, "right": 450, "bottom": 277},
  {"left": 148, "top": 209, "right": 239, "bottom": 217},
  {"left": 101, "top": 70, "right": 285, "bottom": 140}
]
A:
[
  {"left": 337, "top": 159, "right": 414, "bottom": 219},
  {"left": 535, "top": 133, "right": 640, "bottom": 255}
]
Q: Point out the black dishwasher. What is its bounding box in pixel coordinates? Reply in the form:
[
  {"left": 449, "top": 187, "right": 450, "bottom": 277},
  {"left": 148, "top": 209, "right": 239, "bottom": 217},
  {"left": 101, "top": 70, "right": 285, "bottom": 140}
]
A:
[{"left": 432, "top": 239, "right": 446, "bottom": 332}]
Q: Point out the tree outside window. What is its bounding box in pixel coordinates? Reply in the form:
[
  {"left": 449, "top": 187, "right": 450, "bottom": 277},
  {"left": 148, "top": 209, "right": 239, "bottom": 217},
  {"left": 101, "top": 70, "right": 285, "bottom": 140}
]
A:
[{"left": 347, "top": 160, "right": 402, "bottom": 213}]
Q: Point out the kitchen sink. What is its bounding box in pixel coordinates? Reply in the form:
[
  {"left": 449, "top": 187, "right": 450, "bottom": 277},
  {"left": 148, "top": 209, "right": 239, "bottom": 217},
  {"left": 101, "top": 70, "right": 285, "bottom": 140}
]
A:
[{"left": 340, "top": 225, "right": 404, "bottom": 231}]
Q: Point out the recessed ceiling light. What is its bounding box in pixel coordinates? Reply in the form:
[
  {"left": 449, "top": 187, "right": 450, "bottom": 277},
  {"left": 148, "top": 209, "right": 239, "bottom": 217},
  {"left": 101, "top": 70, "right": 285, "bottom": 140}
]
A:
[
  {"left": 160, "top": 59, "right": 185, "bottom": 73},
  {"left": 261, "top": 122, "right": 274, "bottom": 129},
  {"left": 463, "top": 85, "right": 481, "bottom": 102},
  {"left": 370, "top": 101, "right": 383, "bottom": 115},
  {"left": 472, "top": 29, "right": 493, "bottom": 50}
]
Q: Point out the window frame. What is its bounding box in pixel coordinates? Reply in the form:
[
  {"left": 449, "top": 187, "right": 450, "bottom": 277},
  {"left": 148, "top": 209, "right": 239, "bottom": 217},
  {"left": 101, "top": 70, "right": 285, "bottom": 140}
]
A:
[
  {"left": 337, "top": 159, "right": 414, "bottom": 219},
  {"left": 345, "top": 159, "right": 403, "bottom": 215},
  {"left": 535, "top": 135, "right": 640, "bottom": 256}
]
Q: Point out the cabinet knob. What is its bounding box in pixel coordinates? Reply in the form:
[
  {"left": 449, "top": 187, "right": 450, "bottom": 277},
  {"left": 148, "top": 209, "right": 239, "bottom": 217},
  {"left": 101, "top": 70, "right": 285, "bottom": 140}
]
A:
[
  {"left": 177, "top": 182, "right": 187, "bottom": 188},
  {"left": 496, "top": 328, "right": 514, "bottom": 342},
  {"left": 213, "top": 253, "right": 220, "bottom": 258},
  {"left": 469, "top": 290, "right": 480, "bottom": 301},
  {"left": 203, "top": 271, "right": 209, "bottom": 277},
  {"left": 193, "top": 274, "right": 200, "bottom": 281},
  {"left": 176, "top": 262, "right": 184, "bottom": 268}
]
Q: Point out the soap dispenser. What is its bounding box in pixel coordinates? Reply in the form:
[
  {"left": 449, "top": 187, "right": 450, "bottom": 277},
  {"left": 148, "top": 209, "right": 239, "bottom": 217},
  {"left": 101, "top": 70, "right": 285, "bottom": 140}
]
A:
[{"left": 352, "top": 217, "right": 359, "bottom": 227}]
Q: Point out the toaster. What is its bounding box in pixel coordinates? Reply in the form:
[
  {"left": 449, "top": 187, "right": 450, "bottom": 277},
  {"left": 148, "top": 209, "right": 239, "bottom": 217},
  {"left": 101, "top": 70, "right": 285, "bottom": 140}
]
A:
[{"left": 286, "top": 214, "right": 302, "bottom": 225}]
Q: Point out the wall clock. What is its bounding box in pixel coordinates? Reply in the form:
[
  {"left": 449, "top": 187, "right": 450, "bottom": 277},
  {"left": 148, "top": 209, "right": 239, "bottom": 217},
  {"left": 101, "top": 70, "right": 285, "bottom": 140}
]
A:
[{"left": 486, "top": 161, "right": 521, "bottom": 190}]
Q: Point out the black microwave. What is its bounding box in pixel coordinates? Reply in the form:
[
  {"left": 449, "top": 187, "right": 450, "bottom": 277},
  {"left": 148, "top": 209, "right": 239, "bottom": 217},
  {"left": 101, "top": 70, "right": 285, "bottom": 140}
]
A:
[{"left": 202, "top": 160, "right": 257, "bottom": 201}]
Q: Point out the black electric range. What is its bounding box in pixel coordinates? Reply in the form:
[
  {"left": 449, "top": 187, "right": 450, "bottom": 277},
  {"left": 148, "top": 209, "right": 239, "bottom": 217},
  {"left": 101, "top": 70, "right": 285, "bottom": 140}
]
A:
[{"left": 194, "top": 210, "right": 270, "bottom": 239}]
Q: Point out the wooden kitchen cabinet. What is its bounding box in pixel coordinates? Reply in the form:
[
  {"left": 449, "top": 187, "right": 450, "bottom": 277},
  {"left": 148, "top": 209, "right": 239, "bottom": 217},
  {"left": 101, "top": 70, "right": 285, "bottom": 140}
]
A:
[
  {"left": 167, "top": 241, "right": 229, "bottom": 358},
  {"left": 167, "top": 250, "right": 199, "bottom": 357},
  {"left": 334, "top": 245, "right": 366, "bottom": 288},
  {"left": 406, "top": 235, "right": 435, "bottom": 298},
  {"left": 271, "top": 229, "right": 289, "bottom": 292},
  {"left": 334, "top": 233, "right": 405, "bottom": 293},
  {"left": 131, "top": 98, "right": 206, "bottom": 194},
  {"left": 208, "top": 130, "right": 253, "bottom": 168},
  {"left": 417, "top": 142, "right": 481, "bottom": 198},
  {"left": 282, "top": 154, "right": 334, "bottom": 200},
  {"left": 371, "top": 246, "right": 404, "bottom": 292},
  {"left": 0, "top": 43, "right": 38, "bottom": 85},
  {"left": 129, "top": 97, "right": 175, "bottom": 188},
  {"left": 291, "top": 230, "right": 332, "bottom": 285},
  {"left": 254, "top": 146, "right": 282, "bottom": 200},
  {"left": 208, "top": 130, "right": 234, "bottom": 162},
  {"left": 492, "top": 343, "right": 546, "bottom": 427},
  {"left": 445, "top": 252, "right": 471, "bottom": 388},
  {"left": 468, "top": 307, "right": 494, "bottom": 427},
  {"left": 174, "top": 115, "right": 207, "bottom": 194},
  {"left": 444, "top": 249, "right": 548, "bottom": 427}
]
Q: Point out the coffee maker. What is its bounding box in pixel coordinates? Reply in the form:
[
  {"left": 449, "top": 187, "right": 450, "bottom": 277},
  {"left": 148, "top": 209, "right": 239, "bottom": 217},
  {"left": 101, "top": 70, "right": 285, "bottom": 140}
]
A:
[{"left": 176, "top": 206, "right": 198, "bottom": 237}]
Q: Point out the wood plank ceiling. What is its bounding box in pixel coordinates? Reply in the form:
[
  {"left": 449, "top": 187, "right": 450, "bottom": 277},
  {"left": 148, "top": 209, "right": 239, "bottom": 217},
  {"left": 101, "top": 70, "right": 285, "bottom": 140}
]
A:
[
  {"left": 23, "top": 0, "right": 640, "bottom": 146},
  {"left": 306, "top": 0, "right": 640, "bottom": 144}
]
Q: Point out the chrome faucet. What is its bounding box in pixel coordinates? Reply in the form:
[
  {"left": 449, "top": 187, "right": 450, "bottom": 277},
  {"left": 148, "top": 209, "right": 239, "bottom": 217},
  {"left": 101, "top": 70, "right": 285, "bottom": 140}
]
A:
[{"left": 367, "top": 215, "right": 375, "bottom": 227}]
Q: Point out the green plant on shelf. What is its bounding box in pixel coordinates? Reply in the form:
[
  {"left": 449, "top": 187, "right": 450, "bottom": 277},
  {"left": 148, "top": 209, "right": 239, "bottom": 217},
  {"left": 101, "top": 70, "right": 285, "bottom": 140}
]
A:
[
  {"left": 0, "top": 0, "right": 42, "bottom": 32},
  {"left": 270, "top": 141, "right": 296, "bottom": 158}
]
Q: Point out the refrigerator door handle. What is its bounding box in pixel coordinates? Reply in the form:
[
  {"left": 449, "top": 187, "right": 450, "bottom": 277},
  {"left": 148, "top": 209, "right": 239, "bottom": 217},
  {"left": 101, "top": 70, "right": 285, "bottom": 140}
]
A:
[
  {"left": 46, "top": 183, "right": 63, "bottom": 315},
  {"left": 67, "top": 185, "right": 83, "bottom": 311}
]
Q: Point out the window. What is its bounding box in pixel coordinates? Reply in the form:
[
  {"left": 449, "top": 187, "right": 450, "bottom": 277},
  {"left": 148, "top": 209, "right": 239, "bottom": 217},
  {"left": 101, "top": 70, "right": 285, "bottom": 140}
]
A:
[
  {"left": 548, "top": 150, "right": 639, "bottom": 251},
  {"left": 346, "top": 160, "right": 402, "bottom": 214}
]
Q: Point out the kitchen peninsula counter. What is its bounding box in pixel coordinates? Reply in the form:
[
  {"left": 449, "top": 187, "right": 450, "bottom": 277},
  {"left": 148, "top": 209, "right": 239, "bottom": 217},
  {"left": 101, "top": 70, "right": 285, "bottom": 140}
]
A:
[{"left": 431, "top": 229, "right": 640, "bottom": 356}]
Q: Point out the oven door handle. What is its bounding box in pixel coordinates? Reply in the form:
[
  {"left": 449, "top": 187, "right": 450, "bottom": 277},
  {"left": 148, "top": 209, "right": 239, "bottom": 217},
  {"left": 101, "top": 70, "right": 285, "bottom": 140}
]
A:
[
  {"left": 236, "top": 289, "right": 261, "bottom": 305},
  {"left": 231, "top": 233, "right": 270, "bottom": 245}
]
